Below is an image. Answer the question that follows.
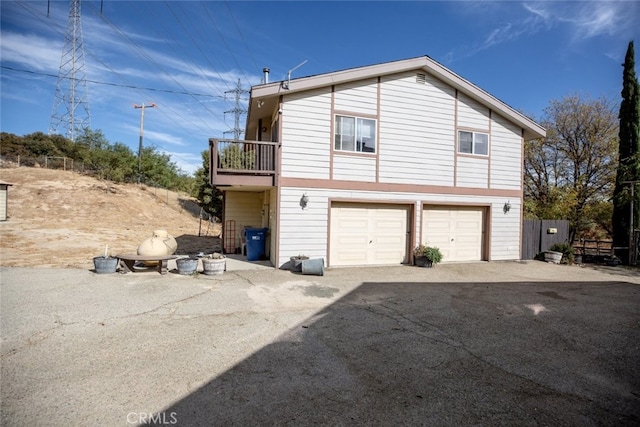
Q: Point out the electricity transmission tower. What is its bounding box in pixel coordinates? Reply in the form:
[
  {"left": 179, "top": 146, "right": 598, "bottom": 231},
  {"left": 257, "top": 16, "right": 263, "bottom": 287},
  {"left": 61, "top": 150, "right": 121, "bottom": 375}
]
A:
[
  {"left": 49, "top": 0, "right": 91, "bottom": 142},
  {"left": 223, "top": 79, "right": 248, "bottom": 140}
]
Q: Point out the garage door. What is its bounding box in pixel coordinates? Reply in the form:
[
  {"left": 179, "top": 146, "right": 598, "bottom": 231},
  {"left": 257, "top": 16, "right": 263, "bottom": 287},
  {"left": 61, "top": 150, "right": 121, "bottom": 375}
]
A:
[
  {"left": 422, "top": 207, "right": 484, "bottom": 262},
  {"left": 330, "top": 203, "right": 409, "bottom": 266}
]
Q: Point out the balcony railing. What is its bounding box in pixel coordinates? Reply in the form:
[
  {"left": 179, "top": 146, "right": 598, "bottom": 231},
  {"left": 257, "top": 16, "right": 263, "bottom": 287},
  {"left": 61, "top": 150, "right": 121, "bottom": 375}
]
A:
[{"left": 209, "top": 138, "right": 278, "bottom": 187}]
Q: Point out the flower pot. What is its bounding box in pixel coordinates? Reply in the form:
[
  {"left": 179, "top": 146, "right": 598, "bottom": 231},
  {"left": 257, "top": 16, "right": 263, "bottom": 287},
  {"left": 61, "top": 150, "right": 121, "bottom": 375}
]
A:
[
  {"left": 202, "top": 257, "right": 225, "bottom": 275},
  {"left": 414, "top": 256, "right": 433, "bottom": 268},
  {"left": 93, "top": 256, "right": 118, "bottom": 274},
  {"left": 290, "top": 256, "right": 309, "bottom": 272},
  {"left": 301, "top": 258, "right": 324, "bottom": 276},
  {"left": 544, "top": 251, "right": 563, "bottom": 264},
  {"left": 176, "top": 257, "right": 198, "bottom": 275}
]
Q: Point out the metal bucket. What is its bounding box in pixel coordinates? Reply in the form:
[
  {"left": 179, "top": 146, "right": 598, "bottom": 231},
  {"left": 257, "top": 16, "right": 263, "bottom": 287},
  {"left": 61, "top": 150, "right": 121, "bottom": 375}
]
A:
[
  {"left": 176, "top": 258, "right": 198, "bottom": 275},
  {"left": 301, "top": 258, "right": 324, "bottom": 276},
  {"left": 93, "top": 256, "right": 118, "bottom": 274}
]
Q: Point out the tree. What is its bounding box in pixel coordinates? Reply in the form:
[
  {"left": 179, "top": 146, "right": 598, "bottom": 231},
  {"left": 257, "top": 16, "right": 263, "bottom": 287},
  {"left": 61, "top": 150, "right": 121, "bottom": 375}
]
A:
[
  {"left": 193, "top": 149, "right": 223, "bottom": 218},
  {"left": 524, "top": 95, "right": 619, "bottom": 242},
  {"left": 612, "top": 41, "right": 640, "bottom": 260}
]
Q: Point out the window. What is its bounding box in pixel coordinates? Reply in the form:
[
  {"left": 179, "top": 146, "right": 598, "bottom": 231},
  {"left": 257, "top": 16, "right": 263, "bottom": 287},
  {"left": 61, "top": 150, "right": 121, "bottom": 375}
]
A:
[
  {"left": 335, "top": 115, "right": 376, "bottom": 153},
  {"left": 458, "top": 131, "right": 488, "bottom": 155}
]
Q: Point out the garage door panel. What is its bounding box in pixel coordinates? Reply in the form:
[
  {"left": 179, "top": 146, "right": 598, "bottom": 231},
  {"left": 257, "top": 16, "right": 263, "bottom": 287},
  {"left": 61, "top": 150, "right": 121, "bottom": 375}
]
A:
[
  {"left": 422, "top": 207, "right": 484, "bottom": 262},
  {"left": 335, "top": 236, "right": 369, "bottom": 245},
  {"left": 331, "top": 203, "right": 409, "bottom": 266}
]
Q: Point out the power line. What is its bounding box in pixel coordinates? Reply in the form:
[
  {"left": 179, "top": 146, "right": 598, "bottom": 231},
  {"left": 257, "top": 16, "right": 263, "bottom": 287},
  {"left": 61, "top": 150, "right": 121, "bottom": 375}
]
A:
[
  {"left": 223, "top": 1, "right": 261, "bottom": 75},
  {"left": 1, "top": 66, "right": 225, "bottom": 98}
]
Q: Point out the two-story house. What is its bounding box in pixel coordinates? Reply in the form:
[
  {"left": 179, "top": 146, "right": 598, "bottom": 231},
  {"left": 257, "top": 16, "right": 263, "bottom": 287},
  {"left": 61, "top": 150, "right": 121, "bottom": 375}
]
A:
[{"left": 209, "top": 56, "right": 546, "bottom": 268}]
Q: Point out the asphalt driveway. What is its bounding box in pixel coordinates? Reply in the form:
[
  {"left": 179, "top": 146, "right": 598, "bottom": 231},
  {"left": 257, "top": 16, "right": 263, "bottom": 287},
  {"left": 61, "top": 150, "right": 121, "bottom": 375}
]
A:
[{"left": 1, "top": 261, "right": 639, "bottom": 426}]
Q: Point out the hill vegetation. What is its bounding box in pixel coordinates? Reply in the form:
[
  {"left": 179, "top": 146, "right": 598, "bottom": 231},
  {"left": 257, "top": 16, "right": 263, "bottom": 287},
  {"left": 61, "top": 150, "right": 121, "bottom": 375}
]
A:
[{"left": 1, "top": 129, "right": 194, "bottom": 193}]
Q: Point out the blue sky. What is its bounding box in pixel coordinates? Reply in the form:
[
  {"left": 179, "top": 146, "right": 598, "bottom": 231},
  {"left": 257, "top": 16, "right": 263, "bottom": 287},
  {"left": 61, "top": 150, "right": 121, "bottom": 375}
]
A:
[{"left": 1, "top": 1, "right": 639, "bottom": 175}]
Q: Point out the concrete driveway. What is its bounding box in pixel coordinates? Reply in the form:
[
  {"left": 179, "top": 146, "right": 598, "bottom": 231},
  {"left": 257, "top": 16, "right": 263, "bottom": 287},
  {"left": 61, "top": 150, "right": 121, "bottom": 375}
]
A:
[{"left": 1, "top": 261, "right": 639, "bottom": 426}]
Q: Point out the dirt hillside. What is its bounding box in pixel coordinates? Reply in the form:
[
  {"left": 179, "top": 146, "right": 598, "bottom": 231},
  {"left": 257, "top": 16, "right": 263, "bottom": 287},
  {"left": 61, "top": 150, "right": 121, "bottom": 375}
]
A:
[{"left": 0, "top": 167, "right": 221, "bottom": 269}]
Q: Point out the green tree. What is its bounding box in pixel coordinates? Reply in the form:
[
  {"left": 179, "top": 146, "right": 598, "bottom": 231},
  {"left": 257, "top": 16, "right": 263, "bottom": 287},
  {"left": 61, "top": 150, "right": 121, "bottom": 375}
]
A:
[
  {"left": 524, "top": 95, "right": 619, "bottom": 242},
  {"left": 193, "top": 149, "right": 223, "bottom": 218},
  {"left": 612, "top": 41, "right": 640, "bottom": 259}
]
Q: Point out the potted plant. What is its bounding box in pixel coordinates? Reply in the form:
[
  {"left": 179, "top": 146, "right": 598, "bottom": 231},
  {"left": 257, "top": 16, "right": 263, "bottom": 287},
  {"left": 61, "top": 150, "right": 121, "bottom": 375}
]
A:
[
  {"left": 202, "top": 253, "right": 226, "bottom": 275},
  {"left": 548, "top": 242, "right": 575, "bottom": 264},
  {"left": 414, "top": 244, "right": 443, "bottom": 268}
]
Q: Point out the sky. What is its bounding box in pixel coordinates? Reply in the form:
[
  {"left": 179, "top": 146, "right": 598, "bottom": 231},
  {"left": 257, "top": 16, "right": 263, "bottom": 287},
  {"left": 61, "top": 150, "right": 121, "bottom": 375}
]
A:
[{"left": 1, "top": 1, "right": 639, "bottom": 176}]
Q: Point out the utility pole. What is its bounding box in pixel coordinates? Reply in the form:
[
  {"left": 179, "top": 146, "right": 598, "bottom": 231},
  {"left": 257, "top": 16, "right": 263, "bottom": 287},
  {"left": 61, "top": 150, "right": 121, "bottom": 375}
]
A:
[
  {"left": 134, "top": 103, "right": 156, "bottom": 183},
  {"left": 223, "top": 79, "right": 248, "bottom": 141}
]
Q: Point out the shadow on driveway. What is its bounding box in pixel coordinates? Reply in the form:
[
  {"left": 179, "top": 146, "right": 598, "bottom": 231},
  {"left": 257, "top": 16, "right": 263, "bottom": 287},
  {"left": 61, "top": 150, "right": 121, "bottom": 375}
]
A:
[{"left": 152, "top": 281, "right": 640, "bottom": 426}]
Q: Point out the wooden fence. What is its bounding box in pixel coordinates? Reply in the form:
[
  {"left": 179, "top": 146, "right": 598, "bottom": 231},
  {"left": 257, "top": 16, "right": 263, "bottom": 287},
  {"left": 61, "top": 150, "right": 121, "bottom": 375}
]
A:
[{"left": 522, "top": 219, "right": 570, "bottom": 260}]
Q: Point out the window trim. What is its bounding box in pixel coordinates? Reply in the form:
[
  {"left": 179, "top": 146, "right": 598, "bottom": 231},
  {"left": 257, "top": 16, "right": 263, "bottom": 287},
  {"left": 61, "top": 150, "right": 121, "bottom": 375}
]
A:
[
  {"left": 457, "top": 130, "right": 489, "bottom": 156},
  {"left": 334, "top": 114, "right": 377, "bottom": 154}
]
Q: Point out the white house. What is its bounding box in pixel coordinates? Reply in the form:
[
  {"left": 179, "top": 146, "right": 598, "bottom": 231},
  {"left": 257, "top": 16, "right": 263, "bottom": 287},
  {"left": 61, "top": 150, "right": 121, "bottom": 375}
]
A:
[{"left": 209, "top": 56, "right": 546, "bottom": 268}]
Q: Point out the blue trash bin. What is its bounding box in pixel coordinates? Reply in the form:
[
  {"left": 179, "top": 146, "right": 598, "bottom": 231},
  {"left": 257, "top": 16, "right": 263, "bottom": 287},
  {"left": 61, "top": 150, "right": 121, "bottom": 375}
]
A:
[{"left": 245, "top": 227, "right": 268, "bottom": 261}]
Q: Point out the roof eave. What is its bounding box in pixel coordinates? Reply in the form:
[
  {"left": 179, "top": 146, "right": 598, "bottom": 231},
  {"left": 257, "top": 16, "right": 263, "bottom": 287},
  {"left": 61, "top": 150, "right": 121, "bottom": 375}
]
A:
[{"left": 250, "top": 56, "right": 546, "bottom": 140}]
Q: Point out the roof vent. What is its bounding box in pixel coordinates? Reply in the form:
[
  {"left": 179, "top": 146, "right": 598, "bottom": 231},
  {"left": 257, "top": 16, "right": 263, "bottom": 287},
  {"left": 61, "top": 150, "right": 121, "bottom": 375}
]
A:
[{"left": 416, "top": 73, "right": 427, "bottom": 84}]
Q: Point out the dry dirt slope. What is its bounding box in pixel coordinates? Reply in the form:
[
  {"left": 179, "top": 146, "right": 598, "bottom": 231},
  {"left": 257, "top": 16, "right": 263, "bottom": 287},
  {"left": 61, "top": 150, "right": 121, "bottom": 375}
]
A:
[{"left": 0, "top": 167, "right": 221, "bottom": 269}]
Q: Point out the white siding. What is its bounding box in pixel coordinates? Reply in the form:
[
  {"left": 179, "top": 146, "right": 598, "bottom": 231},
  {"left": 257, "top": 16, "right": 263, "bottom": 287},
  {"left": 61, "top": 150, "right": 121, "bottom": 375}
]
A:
[
  {"left": 278, "top": 189, "right": 330, "bottom": 265},
  {"left": 333, "top": 154, "right": 376, "bottom": 181},
  {"left": 269, "top": 189, "right": 277, "bottom": 265},
  {"left": 457, "top": 93, "right": 490, "bottom": 130},
  {"left": 0, "top": 187, "right": 7, "bottom": 221},
  {"left": 334, "top": 78, "right": 378, "bottom": 115},
  {"left": 224, "top": 191, "right": 264, "bottom": 252},
  {"left": 276, "top": 186, "right": 521, "bottom": 267},
  {"left": 281, "top": 88, "right": 332, "bottom": 179},
  {"left": 490, "top": 200, "right": 521, "bottom": 260},
  {"left": 456, "top": 156, "right": 488, "bottom": 188},
  {"left": 490, "top": 113, "right": 523, "bottom": 190},
  {"left": 378, "top": 71, "right": 456, "bottom": 186}
]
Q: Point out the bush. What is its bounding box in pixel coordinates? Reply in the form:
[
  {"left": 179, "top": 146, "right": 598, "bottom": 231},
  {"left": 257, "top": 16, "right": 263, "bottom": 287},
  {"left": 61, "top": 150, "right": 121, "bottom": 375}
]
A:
[
  {"left": 414, "top": 245, "right": 443, "bottom": 264},
  {"left": 549, "top": 242, "right": 575, "bottom": 264}
]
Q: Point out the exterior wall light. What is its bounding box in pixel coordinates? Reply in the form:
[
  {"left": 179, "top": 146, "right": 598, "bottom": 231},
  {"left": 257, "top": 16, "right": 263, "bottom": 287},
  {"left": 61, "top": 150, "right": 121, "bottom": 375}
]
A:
[
  {"left": 300, "top": 193, "right": 309, "bottom": 210},
  {"left": 503, "top": 201, "right": 511, "bottom": 214}
]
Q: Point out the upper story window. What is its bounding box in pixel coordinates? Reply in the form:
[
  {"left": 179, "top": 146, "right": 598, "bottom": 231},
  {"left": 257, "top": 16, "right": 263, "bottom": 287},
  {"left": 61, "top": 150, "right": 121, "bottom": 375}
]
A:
[
  {"left": 458, "top": 131, "right": 488, "bottom": 156},
  {"left": 335, "top": 115, "right": 376, "bottom": 153}
]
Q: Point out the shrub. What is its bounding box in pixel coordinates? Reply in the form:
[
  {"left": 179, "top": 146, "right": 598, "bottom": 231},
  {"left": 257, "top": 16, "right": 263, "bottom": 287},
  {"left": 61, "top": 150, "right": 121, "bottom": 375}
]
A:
[
  {"left": 549, "top": 242, "right": 575, "bottom": 264},
  {"left": 414, "top": 245, "right": 443, "bottom": 264}
]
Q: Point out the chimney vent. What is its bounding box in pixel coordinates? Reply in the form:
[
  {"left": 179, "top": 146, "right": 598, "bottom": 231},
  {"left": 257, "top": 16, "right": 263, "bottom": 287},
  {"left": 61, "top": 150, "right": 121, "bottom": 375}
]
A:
[{"left": 263, "top": 67, "right": 270, "bottom": 84}]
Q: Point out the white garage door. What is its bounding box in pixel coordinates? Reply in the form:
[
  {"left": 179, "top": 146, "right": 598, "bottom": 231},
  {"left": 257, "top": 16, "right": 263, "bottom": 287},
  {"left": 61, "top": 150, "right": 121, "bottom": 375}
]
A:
[
  {"left": 330, "top": 203, "right": 409, "bottom": 266},
  {"left": 422, "top": 207, "right": 484, "bottom": 262}
]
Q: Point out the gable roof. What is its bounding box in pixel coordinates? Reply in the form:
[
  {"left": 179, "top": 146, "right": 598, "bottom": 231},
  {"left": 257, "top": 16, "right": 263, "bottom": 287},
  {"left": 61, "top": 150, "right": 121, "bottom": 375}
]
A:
[{"left": 248, "top": 55, "right": 545, "bottom": 141}]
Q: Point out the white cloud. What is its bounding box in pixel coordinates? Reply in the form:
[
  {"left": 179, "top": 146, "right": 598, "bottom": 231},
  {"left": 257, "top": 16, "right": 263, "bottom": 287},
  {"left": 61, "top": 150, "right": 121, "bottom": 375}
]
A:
[
  {"left": 0, "top": 31, "right": 61, "bottom": 72},
  {"left": 523, "top": 1, "right": 636, "bottom": 40},
  {"left": 445, "top": 1, "right": 638, "bottom": 63}
]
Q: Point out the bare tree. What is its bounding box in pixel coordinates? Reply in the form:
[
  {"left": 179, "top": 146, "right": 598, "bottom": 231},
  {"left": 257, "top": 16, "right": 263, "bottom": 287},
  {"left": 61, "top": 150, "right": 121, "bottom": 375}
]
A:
[{"left": 525, "top": 95, "right": 619, "bottom": 241}]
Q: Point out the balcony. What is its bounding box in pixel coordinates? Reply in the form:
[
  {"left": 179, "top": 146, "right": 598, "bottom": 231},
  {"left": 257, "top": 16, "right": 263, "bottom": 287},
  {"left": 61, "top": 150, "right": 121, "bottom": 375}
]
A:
[{"left": 209, "top": 138, "right": 278, "bottom": 187}]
